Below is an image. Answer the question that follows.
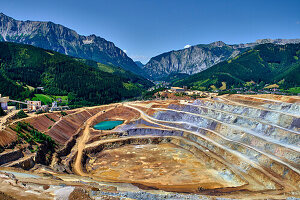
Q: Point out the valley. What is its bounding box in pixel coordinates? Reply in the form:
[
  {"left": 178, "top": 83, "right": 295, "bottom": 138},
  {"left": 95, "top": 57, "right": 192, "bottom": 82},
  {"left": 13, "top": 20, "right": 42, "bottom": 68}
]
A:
[{"left": 0, "top": 94, "right": 299, "bottom": 199}]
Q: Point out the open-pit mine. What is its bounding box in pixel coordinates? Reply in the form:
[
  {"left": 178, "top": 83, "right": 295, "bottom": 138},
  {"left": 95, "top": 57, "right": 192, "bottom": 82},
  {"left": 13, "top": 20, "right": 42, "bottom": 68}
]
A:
[{"left": 0, "top": 94, "right": 299, "bottom": 199}]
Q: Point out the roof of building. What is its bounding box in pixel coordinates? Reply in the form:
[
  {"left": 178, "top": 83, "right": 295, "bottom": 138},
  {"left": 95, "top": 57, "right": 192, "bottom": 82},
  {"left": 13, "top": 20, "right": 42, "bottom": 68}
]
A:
[
  {"left": 171, "top": 87, "right": 184, "bottom": 90},
  {"left": 0, "top": 96, "right": 9, "bottom": 103}
]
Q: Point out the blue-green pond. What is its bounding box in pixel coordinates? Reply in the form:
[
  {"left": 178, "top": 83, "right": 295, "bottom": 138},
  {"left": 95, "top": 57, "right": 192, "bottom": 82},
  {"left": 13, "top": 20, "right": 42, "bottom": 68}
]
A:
[{"left": 93, "top": 120, "right": 124, "bottom": 130}]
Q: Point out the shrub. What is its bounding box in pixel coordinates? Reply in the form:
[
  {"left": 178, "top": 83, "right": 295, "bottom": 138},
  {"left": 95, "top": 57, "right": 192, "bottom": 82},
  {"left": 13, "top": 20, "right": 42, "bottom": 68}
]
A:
[
  {"left": 17, "top": 110, "right": 28, "bottom": 119},
  {"left": 45, "top": 114, "right": 56, "bottom": 122},
  {"left": 36, "top": 110, "right": 45, "bottom": 115},
  {"left": 60, "top": 111, "right": 68, "bottom": 116},
  {"left": 0, "top": 107, "right": 6, "bottom": 116},
  {"left": 13, "top": 122, "right": 56, "bottom": 150}
]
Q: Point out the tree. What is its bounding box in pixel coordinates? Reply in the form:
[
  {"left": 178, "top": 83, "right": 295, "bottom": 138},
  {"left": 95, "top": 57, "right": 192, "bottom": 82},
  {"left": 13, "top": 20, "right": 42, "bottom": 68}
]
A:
[
  {"left": 0, "top": 107, "right": 6, "bottom": 116},
  {"left": 17, "top": 110, "right": 28, "bottom": 119}
]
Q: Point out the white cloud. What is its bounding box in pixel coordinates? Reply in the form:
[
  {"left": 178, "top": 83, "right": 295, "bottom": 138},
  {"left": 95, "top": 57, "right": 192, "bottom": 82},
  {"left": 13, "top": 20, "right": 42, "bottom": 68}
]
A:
[
  {"left": 123, "top": 49, "right": 127, "bottom": 54},
  {"left": 184, "top": 44, "right": 191, "bottom": 49}
]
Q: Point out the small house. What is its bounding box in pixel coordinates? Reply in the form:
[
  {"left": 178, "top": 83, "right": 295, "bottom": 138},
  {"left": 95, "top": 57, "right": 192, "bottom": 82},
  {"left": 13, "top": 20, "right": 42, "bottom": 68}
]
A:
[{"left": 171, "top": 87, "right": 185, "bottom": 92}]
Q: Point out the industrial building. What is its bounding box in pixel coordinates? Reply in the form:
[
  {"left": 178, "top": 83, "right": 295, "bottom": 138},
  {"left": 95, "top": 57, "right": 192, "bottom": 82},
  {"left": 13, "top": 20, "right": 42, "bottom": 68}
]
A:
[
  {"left": 170, "top": 87, "right": 185, "bottom": 92},
  {"left": 26, "top": 101, "right": 42, "bottom": 111},
  {"left": 0, "top": 94, "right": 9, "bottom": 110}
]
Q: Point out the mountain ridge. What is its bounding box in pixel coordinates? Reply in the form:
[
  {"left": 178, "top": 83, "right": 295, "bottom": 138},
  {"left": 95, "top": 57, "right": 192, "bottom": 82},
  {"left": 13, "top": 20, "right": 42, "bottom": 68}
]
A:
[
  {"left": 173, "top": 43, "right": 300, "bottom": 91},
  {"left": 143, "top": 39, "right": 300, "bottom": 80},
  {"left": 0, "top": 13, "right": 146, "bottom": 77}
]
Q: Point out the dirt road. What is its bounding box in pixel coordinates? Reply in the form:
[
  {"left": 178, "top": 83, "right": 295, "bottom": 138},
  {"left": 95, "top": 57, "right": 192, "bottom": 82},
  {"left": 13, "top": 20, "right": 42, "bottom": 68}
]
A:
[
  {"left": 0, "top": 110, "right": 18, "bottom": 130},
  {"left": 73, "top": 105, "right": 118, "bottom": 176}
]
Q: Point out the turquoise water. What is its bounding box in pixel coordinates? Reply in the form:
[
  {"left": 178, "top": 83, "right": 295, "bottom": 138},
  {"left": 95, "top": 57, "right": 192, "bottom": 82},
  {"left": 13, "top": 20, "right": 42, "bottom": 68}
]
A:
[{"left": 93, "top": 120, "right": 124, "bottom": 130}]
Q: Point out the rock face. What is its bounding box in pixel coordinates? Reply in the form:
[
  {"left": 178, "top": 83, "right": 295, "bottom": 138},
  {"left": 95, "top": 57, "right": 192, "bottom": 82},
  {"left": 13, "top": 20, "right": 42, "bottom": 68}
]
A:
[
  {"left": 255, "top": 38, "right": 300, "bottom": 45},
  {"left": 143, "top": 39, "right": 300, "bottom": 80},
  {"left": 78, "top": 96, "right": 300, "bottom": 196},
  {"left": 134, "top": 61, "right": 144, "bottom": 68},
  {"left": 173, "top": 42, "right": 300, "bottom": 89},
  {"left": 0, "top": 96, "right": 299, "bottom": 199},
  {"left": 0, "top": 13, "right": 144, "bottom": 76}
]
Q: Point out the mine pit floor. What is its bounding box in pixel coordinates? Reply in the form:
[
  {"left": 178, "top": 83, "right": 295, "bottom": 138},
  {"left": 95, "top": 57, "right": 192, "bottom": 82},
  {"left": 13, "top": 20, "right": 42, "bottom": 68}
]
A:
[{"left": 86, "top": 143, "right": 244, "bottom": 193}]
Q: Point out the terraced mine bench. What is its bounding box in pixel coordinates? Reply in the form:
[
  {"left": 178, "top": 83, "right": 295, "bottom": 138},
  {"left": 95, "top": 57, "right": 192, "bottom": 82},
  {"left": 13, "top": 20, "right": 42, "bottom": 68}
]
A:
[{"left": 0, "top": 95, "right": 299, "bottom": 199}]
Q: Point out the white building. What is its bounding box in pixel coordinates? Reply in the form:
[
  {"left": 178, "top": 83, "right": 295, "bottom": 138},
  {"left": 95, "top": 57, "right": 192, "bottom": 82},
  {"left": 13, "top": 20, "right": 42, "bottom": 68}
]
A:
[
  {"left": 0, "top": 94, "right": 9, "bottom": 110},
  {"left": 26, "top": 101, "right": 42, "bottom": 111},
  {"left": 170, "top": 87, "right": 185, "bottom": 92}
]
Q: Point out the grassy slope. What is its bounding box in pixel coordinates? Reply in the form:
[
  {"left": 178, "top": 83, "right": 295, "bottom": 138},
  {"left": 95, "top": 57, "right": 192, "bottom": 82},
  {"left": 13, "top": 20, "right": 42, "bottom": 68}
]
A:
[
  {"left": 174, "top": 43, "right": 300, "bottom": 90},
  {"left": 32, "top": 94, "right": 53, "bottom": 105},
  {"left": 31, "top": 94, "right": 68, "bottom": 105}
]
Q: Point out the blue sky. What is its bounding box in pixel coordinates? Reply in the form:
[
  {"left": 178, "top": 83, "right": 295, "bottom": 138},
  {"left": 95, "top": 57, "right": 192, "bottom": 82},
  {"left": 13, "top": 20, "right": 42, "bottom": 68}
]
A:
[{"left": 2, "top": 0, "right": 300, "bottom": 63}]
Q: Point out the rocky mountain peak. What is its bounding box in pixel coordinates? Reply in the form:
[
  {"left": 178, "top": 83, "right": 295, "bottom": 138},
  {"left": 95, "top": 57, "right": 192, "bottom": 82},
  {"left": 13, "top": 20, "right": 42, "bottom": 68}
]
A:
[
  {"left": 209, "top": 41, "right": 226, "bottom": 47},
  {"left": 143, "top": 41, "right": 240, "bottom": 80},
  {"left": 143, "top": 38, "right": 300, "bottom": 80},
  {"left": 255, "top": 39, "right": 273, "bottom": 44},
  {"left": 0, "top": 13, "right": 145, "bottom": 77},
  {"left": 0, "top": 13, "right": 14, "bottom": 24},
  {"left": 0, "top": 13, "right": 9, "bottom": 18},
  {"left": 255, "top": 38, "right": 300, "bottom": 45}
]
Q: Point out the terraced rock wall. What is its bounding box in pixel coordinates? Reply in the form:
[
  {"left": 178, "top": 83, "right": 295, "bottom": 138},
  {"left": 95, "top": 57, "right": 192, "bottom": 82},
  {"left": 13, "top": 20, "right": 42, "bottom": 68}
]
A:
[
  {"left": 1, "top": 97, "right": 299, "bottom": 199},
  {"left": 78, "top": 98, "right": 299, "bottom": 195}
]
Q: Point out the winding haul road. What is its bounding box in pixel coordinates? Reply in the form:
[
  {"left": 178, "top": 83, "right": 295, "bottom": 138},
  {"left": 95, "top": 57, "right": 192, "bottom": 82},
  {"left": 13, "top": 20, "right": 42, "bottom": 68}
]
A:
[{"left": 73, "top": 105, "right": 119, "bottom": 176}]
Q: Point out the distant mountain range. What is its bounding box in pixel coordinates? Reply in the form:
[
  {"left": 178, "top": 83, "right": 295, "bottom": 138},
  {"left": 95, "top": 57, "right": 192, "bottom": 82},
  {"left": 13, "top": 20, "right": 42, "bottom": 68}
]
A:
[
  {"left": 1, "top": 12, "right": 299, "bottom": 88},
  {"left": 173, "top": 43, "right": 300, "bottom": 91},
  {"left": 0, "top": 13, "right": 145, "bottom": 77},
  {"left": 143, "top": 39, "right": 300, "bottom": 80}
]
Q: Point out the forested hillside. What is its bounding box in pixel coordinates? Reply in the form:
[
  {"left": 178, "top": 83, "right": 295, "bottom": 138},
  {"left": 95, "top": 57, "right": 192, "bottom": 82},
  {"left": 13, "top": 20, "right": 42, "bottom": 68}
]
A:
[
  {"left": 0, "top": 42, "right": 153, "bottom": 107},
  {"left": 174, "top": 43, "right": 300, "bottom": 91}
]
